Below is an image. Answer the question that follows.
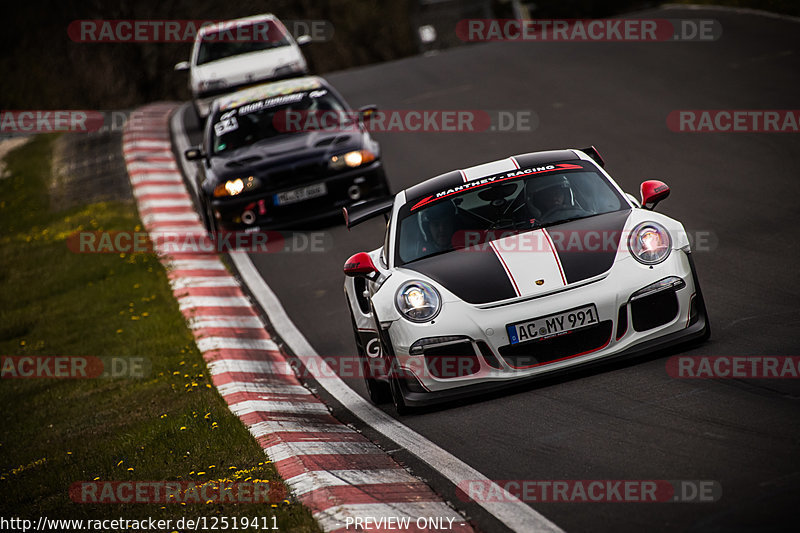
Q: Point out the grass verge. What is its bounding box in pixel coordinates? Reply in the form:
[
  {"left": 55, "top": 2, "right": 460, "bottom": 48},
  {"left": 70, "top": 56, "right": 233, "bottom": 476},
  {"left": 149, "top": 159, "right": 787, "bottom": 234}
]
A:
[{"left": 0, "top": 135, "right": 320, "bottom": 531}]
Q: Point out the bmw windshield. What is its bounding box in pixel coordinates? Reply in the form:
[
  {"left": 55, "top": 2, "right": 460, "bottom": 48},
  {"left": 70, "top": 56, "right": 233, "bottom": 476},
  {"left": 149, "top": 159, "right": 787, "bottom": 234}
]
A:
[
  {"left": 211, "top": 88, "right": 349, "bottom": 155},
  {"left": 395, "top": 162, "right": 629, "bottom": 265}
]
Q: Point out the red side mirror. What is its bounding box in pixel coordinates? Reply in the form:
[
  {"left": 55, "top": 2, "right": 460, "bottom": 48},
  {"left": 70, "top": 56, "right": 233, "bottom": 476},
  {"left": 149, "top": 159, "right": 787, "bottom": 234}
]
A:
[
  {"left": 640, "top": 180, "right": 670, "bottom": 210},
  {"left": 343, "top": 252, "right": 378, "bottom": 277}
]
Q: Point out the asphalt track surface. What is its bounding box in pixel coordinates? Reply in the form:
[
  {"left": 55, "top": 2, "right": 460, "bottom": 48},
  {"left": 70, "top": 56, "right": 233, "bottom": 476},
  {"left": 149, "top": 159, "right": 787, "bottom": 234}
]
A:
[{"left": 181, "top": 7, "right": 800, "bottom": 532}]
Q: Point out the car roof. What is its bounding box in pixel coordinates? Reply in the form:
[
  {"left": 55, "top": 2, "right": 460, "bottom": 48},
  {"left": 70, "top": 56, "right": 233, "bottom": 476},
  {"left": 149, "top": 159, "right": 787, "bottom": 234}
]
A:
[
  {"left": 403, "top": 149, "right": 587, "bottom": 203},
  {"left": 197, "top": 14, "right": 281, "bottom": 38},
  {"left": 214, "top": 76, "right": 328, "bottom": 113}
]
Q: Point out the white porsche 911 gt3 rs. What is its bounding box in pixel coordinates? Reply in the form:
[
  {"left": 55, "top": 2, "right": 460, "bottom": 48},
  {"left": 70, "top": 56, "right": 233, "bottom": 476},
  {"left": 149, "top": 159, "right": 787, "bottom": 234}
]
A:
[{"left": 342, "top": 147, "right": 710, "bottom": 413}]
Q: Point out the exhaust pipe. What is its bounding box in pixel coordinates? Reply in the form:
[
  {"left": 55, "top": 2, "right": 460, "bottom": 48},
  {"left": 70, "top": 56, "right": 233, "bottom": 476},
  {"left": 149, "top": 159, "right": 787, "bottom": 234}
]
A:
[{"left": 241, "top": 210, "right": 256, "bottom": 225}]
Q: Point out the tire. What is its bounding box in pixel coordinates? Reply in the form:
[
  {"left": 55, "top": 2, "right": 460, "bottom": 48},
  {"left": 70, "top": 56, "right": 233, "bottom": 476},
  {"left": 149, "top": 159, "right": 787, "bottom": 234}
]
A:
[
  {"left": 388, "top": 369, "right": 410, "bottom": 415},
  {"left": 376, "top": 320, "right": 413, "bottom": 415},
  {"left": 201, "top": 196, "right": 219, "bottom": 239},
  {"left": 348, "top": 306, "right": 391, "bottom": 404}
]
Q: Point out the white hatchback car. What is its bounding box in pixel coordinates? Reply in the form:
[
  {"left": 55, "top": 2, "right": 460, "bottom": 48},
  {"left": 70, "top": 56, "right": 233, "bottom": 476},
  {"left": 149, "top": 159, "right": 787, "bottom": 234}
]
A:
[{"left": 175, "top": 14, "right": 310, "bottom": 120}]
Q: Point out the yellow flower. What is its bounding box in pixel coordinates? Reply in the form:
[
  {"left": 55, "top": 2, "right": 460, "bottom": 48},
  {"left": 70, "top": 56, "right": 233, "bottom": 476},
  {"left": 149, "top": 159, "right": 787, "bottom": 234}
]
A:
[
  {"left": 116, "top": 329, "right": 123, "bottom": 334},
  {"left": 160, "top": 414, "right": 167, "bottom": 419},
  {"left": 127, "top": 467, "right": 134, "bottom": 472},
  {"left": 116, "top": 460, "right": 123, "bottom": 466},
  {"left": 180, "top": 426, "right": 187, "bottom": 431}
]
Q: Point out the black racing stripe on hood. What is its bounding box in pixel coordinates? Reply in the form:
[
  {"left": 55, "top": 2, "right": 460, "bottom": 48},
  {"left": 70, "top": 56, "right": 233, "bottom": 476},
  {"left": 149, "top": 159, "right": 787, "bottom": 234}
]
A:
[
  {"left": 546, "top": 209, "right": 631, "bottom": 284},
  {"left": 403, "top": 249, "right": 516, "bottom": 305}
]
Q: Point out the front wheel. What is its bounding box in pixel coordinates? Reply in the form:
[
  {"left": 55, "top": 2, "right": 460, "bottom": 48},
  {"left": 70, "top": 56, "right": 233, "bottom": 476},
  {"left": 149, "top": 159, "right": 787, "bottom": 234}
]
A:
[
  {"left": 388, "top": 369, "right": 410, "bottom": 415},
  {"left": 348, "top": 307, "right": 391, "bottom": 404}
]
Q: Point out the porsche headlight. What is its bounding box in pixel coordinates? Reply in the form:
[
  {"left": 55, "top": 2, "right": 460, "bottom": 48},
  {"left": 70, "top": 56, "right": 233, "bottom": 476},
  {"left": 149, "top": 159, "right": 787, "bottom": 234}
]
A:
[
  {"left": 213, "top": 176, "right": 259, "bottom": 198},
  {"left": 628, "top": 221, "right": 671, "bottom": 265},
  {"left": 330, "top": 150, "right": 376, "bottom": 170},
  {"left": 395, "top": 281, "right": 441, "bottom": 323}
]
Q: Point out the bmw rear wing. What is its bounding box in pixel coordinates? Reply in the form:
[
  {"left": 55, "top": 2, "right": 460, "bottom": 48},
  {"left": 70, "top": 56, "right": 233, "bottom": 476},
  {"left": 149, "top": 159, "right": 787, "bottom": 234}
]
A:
[{"left": 343, "top": 197, "right": 394, "bottom": 230}]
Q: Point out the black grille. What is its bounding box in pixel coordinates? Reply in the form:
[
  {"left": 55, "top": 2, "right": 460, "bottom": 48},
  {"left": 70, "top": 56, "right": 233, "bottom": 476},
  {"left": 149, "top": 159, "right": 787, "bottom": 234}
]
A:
[
  {"left": 616, "top": 304, "right": 628, "bottom": 340},
  {"left": 498, "top": 321, "right": 613, "bottom": 368},
  {"left": 267, "top": 161, "right": 326, "bottom": 187},
  {"left": 631, "top": 290, "right": 679, "bottom": 332},
  {"left": 424, "top": 341, "right": 481, "bottom": 378},
  {"left": 477, "top": 341, "right": 502, "bottom": 369}
]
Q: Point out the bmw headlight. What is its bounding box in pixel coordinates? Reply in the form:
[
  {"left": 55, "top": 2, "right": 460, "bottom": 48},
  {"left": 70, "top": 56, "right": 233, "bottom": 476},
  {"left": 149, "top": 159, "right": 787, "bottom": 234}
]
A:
[
  {"left": 329, "top": 150, "right": 376, "bottom": 170},
  {"left": 395, "top": 281, "right": 441, "bottom": 323},
  {"left": 628, "top": 221, "right": 671, "bottom": 265},
  {"left": 213, "top": 176, "right": 259, "bottom": 197}
]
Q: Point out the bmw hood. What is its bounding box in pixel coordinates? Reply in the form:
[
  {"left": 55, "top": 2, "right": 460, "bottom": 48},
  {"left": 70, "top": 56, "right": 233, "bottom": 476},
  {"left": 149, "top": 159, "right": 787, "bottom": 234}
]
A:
[
  {"left": 404, "top": 210, "right": 632, "bottom": 305},
  {"left": 210, "top": 131, "right": 363, "bottom": 175}
]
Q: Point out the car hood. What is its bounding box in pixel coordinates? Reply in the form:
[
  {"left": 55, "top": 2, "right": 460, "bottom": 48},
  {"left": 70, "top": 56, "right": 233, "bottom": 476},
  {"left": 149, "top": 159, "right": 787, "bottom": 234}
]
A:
[
  {"left": 191, "top": 46, "right": 304, "bottom": 90},
  {"left": 208, "top": 130, "right": 364, "bottom": 178},
  {"left": 403, "top": 210, "right": 632, "bottom": 305}
]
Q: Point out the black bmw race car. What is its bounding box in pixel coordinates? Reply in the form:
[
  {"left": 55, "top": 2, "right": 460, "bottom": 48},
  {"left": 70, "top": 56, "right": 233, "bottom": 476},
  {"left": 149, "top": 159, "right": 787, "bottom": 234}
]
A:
[{"left": 184, "top": 76, "right": 390, "bottom": 231}]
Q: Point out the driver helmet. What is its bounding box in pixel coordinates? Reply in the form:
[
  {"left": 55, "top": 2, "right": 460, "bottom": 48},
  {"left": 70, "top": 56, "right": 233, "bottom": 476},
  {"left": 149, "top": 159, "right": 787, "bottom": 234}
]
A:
[
  {"left": 526, "top": 175, "right": 574, "bottom": 215},
  {"left": 421, "top": 200, "right": 457, "bottom": 249}
]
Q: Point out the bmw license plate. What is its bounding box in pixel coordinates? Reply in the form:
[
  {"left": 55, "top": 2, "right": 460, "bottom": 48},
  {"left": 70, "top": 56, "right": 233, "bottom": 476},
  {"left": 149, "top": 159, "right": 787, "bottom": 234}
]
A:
[
  {"left": 274, "top": 182, "right": 327, "bottom": 205},
  {"left": 507, "top": 304, "right": 599, "bottom": 345}
]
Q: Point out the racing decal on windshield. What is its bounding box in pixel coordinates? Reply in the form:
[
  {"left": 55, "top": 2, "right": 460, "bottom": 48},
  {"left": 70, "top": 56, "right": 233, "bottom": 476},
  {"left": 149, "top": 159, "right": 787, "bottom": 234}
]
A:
[
  {"left": 218, "top": 78, "right": 323, "bottom": 111},
  {"left": 213, "top": 116, "right": 238, "bottom": 136},
  {"left": 235, "top": 92, "right": 306, "bottom": 115},
  {"left": 410, "top": 163, "right": 584, "bottom": 211}
]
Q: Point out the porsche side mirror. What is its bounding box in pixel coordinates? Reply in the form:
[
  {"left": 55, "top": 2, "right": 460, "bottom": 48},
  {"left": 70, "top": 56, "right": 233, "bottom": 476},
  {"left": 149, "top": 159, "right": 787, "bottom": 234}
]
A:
[
  {"left": 640, "top": 180, "right": 670, "bottom": 210},
  {"left": 344, "top": 252, "right": 378, "bottom": 278},
  {"left": 296, "top": 35, "right": 312, "bottom": 46},
  {"left": 184, "top": 147, "right": 205, "bottom": 161},
  {"left": 174, "top": 61, "right": 190, "bottom": 72}
]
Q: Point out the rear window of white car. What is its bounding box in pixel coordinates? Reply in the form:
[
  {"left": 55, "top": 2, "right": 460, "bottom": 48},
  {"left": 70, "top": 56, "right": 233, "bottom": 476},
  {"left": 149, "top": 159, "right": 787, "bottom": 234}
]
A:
[{"left": 197, "top": 21, "right": 291, "bottom": 65}]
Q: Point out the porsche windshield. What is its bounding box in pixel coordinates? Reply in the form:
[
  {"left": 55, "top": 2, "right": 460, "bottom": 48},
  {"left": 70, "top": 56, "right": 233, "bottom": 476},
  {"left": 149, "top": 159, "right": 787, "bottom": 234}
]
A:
[
  {"left": 197, "top": 22, "right": 291, "bottom": 65},
  {"left": 396, "top": 163, "right": 628, "bottom": 265},
  {"left": 211, "top": 89, "right": 349, "bottom": 154}
]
